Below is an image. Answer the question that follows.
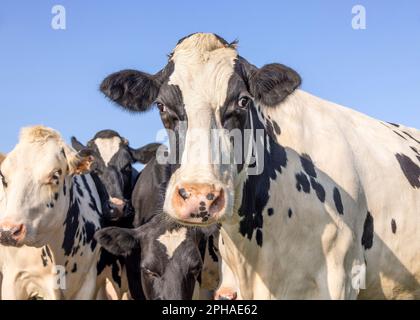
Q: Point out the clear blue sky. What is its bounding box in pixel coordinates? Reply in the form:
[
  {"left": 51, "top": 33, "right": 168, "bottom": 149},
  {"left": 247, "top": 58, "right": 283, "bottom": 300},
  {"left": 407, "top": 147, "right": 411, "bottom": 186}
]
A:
[{"left": 1, "top": 0, "right": 419, "bottom": 153}]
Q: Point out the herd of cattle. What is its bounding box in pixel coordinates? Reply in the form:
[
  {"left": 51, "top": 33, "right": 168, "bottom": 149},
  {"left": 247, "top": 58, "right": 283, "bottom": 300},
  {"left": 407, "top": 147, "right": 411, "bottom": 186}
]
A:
[{"left": 0, "top": 33, "right": 419, "bottom": 300}]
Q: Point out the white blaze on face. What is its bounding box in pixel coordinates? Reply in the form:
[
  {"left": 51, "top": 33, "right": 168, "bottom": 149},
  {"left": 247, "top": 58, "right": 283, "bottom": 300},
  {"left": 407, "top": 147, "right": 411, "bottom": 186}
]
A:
[
  {"left": 163, "top": 34, "right": 239, "bottom": 221},
  {"left": 157, "top": 228, "right": 188, "bottom": 259},
  {"left": 94, "top": 137, "right": 121, "bottom": 167},
  {"left": 169, "top": 34, "right": 237, "bottom": 169}
]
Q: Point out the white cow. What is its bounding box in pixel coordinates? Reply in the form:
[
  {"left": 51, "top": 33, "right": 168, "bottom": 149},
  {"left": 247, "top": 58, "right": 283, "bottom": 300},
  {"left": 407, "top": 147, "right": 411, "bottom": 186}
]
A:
[
  {"left": 0, "top": 126, "right": 125, "bottom": 299},
  {"left": 100, "top": 33, "right": 420, "bottom": 299}
]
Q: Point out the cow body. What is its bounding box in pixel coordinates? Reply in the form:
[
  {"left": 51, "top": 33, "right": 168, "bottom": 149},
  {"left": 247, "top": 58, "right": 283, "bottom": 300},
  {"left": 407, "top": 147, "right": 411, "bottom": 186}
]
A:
[
  {"left": 100, "top": 33, "right": 420, "bottom": 299},
  {"left": 214, "top": 91, "right": 420, "bottom": 299}
]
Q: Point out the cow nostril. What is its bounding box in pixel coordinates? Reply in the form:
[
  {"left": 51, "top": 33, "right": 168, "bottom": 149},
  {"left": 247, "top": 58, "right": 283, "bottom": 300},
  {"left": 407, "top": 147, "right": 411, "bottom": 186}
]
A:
[
  {"left": 206, "top": 193, "right": 215, "bottom": 201},
  {"left": 178, "top": 188, "right": 190, "bottom": 200},
  {"left": 12, "top": 224, "right": 24, "bottom": 237},
  {"left": 209, "top": 189, "right": 225, "bottom": 216},
  {"left": 0, "top": 222, "right": 26, "bottom": 245}
]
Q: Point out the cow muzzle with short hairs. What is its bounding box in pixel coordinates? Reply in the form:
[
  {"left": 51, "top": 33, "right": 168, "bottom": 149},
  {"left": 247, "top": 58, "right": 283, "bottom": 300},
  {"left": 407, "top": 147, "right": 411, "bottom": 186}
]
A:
[
  {"left": 170, "top": 182, "right": 226, "bottom": 224},
  {"left": 107, "top": 197, "right": 133, "bottom": 220},
  {"left": 0, "top": 221, "right": 26, "bottom": 246}
]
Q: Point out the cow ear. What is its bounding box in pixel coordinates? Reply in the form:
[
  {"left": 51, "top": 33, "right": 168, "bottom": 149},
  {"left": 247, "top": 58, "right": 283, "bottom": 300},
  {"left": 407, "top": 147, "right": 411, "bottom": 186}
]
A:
[
  {"left": 245, "top": 61, "right": 301, "bottom": 107},
  {"left": 70, "top": 149, "right": 95, "bottom": 175},
  {"left": 95, "top": 227, "right": 139, "bottom": 256},
  {"left": 130, "top": 143, "right": 166, "bottom": 164},
  {"left": 100, "top": 69, "right": 161, "bottom": 112},
  {"left": 71, "top": 136, "right": 86, "bottom": 152}
]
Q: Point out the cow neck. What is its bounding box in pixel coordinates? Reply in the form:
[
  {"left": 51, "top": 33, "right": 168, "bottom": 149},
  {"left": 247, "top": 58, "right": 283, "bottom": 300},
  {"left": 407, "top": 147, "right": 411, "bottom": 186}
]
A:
[
  {"left": 47, "top": 175, "right": 100, "bottom": 276},
  {"left": 233, "top": 105, "right": 288, "bottom": 247},
  {"left": 89, "top": 172, "right": 110, "bottom": 221}
]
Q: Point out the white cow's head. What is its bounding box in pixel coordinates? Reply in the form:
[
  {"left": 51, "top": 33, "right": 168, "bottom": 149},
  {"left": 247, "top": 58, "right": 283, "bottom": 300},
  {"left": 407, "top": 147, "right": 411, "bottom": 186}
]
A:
[
  {"left": 0, "top": 126, "right": 93, "bottom": 247},
  {"left": 101, "top": 33, "right": 300, "bottom": 226}
]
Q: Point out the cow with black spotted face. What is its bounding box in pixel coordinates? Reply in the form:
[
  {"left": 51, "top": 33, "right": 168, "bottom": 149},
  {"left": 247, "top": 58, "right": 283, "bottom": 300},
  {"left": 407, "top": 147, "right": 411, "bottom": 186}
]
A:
[
  {"left": 100, "top": 33, "right": 300, "bottom": 226},
  {"left": 101, "top": 33, "right": 420, "bottom": 299},
  {"left": 71, "top": 130, "right": 160, "bottom": 221}
]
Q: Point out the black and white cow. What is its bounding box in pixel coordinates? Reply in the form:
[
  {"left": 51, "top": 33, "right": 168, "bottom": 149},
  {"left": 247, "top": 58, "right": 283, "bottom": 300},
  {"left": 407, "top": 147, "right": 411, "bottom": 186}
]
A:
[
  {"left": 100, "top": 33, "right": 420, "bottom": 299},
  {"left": 71, "top": 130, "right": 160, "bottom": 221},
  {"left": 0, "top": 126, "right": 155, "bottom": 299},
  {"left": 96, "top": 149, "right": 220, "bottom": 300},
  {"left": 71, "top": 130, "right": 161, "bottom": 299}
]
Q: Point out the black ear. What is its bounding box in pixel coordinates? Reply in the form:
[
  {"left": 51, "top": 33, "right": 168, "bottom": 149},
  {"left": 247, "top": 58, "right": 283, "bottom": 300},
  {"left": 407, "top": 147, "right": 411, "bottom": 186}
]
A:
[
  {"left": 71, "top": 137, "right": 86, "bottom": 152},
  {"left": 95, "top": 227, "right": 139, "bottom": 256},
  {"left": 249, "top": 63, "right": 301, "bottom": 107},
  {"left": 130, "top": 143, "right": 166, "bottom": 164},
  {"left": 100, "top": 69, "right": 161, "bottom": 112}
]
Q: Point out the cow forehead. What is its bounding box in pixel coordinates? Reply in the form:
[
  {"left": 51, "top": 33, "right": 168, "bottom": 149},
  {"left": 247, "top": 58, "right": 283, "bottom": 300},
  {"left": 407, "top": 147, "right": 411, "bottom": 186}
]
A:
[
  {"left": 157, "top": 228, "right": 188, "bottom": 259},
  {"left": 94, "top": 137, "right": 122, "bottom": 166},
  {"left": 3, "top": 141, "right": 66, "bottom": 177},
  {"left": 169, "top": 46, "right": 238, "bottom": 109}
]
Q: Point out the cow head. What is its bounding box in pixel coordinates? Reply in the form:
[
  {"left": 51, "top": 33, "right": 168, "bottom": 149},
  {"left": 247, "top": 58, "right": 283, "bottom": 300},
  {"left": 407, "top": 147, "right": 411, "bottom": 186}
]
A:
[
  {"left": 95, "top": 215, "right": 207, "bottom": 300},
  {"left": 71, "top": 130, "right": 161, "bottom": 220},
  {"left": 101, "top": 33, "right": 301, "bottom": 226},
  {"left": 0, "top": 126, "right": 93, "bottom": 247}
]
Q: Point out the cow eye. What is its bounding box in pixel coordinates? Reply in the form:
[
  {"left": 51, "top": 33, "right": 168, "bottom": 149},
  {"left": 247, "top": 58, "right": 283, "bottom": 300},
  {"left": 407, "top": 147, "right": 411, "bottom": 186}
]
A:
[
  {"left": 48, "top": 169, "right": 62, "bottom": 185},
  {"left": 238, "top": 96, "right": 251, "bottom": 108},
  {"left": 156, "top": 102, "right": 167, "bottom": 113},
  {"left": 0, "top": 171, "right": 7, "bottom": 188}
]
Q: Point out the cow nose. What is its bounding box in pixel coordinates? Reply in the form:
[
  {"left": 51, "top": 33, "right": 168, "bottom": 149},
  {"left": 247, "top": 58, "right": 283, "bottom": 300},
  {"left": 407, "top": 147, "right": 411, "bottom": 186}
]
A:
[
  {"left": 107, "top": 198, "right": 126, "bottom": 219},
  {"left": 0, "top": 222, "right": 26, "bottom": 246},
  {"left": 172, "top": 183, "right": 225, "bottom": 222}
]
